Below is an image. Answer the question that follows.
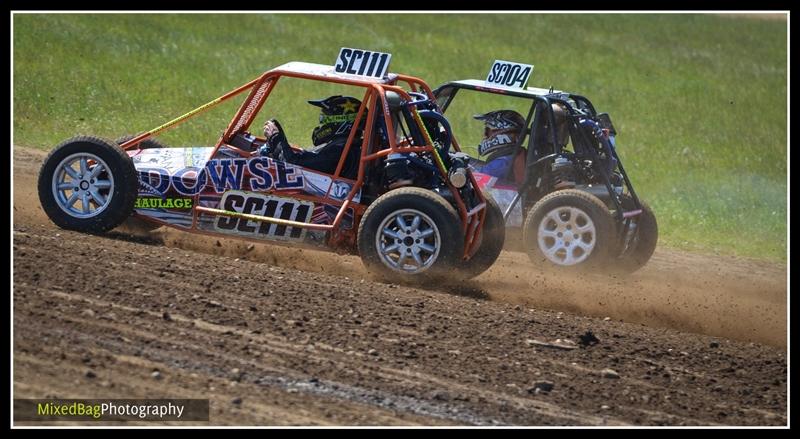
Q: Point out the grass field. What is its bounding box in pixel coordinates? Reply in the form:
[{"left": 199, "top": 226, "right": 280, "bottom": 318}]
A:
[{"left": 12, "top": 13, "right": 787, "bottom": 261}]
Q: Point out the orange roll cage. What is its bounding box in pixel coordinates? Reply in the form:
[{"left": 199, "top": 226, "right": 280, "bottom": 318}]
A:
[{"left": 118, "top": 62, "right": 486, "bottom": 259}]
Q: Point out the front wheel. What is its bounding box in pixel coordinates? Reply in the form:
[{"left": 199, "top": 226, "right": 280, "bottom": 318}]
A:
[
  {"left": 358, "top": 187, "right": 464, "bottom": 284},
  {"left": 38, "top": 136, "right": 138, "bottom": 233},
  {"left": 523, "top": 189, "right": 616, "bottom": 270}
]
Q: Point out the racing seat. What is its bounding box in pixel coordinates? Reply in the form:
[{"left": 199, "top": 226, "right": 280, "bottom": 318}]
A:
[
  {"left": 338, "top": 140, "right": 362, "bottom": 180},
  {"left": 522, "top": 101, "right": 566, "bottom": 183}
]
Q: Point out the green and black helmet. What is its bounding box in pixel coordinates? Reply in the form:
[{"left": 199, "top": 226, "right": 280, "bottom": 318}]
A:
[{"left": 308, "top": 95, "right": 365, "bottom": 146}]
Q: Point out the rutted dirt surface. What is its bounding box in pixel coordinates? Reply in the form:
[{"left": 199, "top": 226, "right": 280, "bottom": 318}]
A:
[
  {"left": 160, "top": 232, "right": 787, "bottom": 349},
  {"left": 13, "top": 146, "right": 787, "bottom": 425}
]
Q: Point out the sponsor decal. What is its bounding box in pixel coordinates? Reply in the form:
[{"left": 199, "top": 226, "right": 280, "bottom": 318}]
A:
[
  {"left": 478, "top": 134, "right": 513, "bottom": 155},
  {"left": 136, "top": 155, "right": 361, "bottom": 205},
  {"left": 486, "top": 60, "right": 534, "bottom": 89},
  {"left": 320, "top": 114, "right": 357, "bottom": 124},
  {"left": 134, "top": 197, "right": 193, "bottom": 209},
  {"left": 481, "top": 112, "right": 519, "bottom": 130},
  {"left": 136, "top": 157, "right": 304, "bottom": 196},
  {"left": 331, "top": 181, "right": 352, "bottom": 200},
  {"left": 213, "top": 191, "right": 314, "bottom": 242},
  {"left": 301, "top": 169, "right": 331, "bottom": 198},
  {"left": 334, "top": 48, "right": 391, "bottom": 79},
  {"left": 131, "top": 147, "right": 213, "bottom": 170},
  {"left": 470, "top": 172, "right": 496, "bottom": 190},
  {"left": 138, "top": 178, "right": 166, "bottom": 198}
]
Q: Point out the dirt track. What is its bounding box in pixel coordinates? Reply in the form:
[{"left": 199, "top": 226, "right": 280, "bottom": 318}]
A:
[{"left": 13, "top": 146, "right": 787, "bottom": 425}]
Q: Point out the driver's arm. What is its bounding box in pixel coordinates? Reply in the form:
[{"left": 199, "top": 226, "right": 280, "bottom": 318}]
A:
[
  {"left": 295, "top": 141, "right": 346, "bottom": 174},
  {"left": 262, "top": 119, "right": 314, "bottom": 164},
  {"left": 477, "top": 155, "right": 514, "bottom": 179}
]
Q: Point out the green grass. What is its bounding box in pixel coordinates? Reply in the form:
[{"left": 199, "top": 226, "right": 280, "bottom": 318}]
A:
[{"left": 13, "top": 13, "right": 787, "bottom": 261}]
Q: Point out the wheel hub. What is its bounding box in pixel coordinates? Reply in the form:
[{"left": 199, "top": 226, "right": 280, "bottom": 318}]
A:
[
  {"left": 51, "top": 153, "right": 115, "bottom": 219},
  {"left": 537, "top": 206, "right": 597, "bottom": 266},
  {"left": 376, "top": 209, "right": 441, "bottom": 274}
]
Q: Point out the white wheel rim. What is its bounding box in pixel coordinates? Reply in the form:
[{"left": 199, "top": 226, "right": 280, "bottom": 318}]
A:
[
  {"left": 375, "top": 209, "right": 441, "bottom": 274},
  {"left": 51, "top": 153, "right": 115, "bottom": 219},
  {"left": 537, "top": 206, "right": 596, "bottom": 266}
]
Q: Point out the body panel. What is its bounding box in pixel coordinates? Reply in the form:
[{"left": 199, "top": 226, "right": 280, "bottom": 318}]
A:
[{"left": 129, "top": 145, "right": 361, "bottom": 249}]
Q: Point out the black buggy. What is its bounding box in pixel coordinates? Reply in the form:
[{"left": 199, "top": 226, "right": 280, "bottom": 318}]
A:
[{"left": 433, "top": 78, "right": 658, "bottom": 273}]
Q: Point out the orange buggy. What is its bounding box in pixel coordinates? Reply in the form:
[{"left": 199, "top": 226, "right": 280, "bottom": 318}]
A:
[{"left": 37, "top": 57, "right": 505, "bottom": 283}]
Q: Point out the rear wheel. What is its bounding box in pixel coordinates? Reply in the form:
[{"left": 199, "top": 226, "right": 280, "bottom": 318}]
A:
[
  {"left": 460, "top": 194, "right": 505, "bottom": 279},
  {"left": 614, "top": 196, "right": 658, "bottom": 273},
  {"left": 38, "top": 136, "right": 138, "bottom": 233},
  {"left": 358, "top": 187, "right": 464, "bottom": 284},
  {"left": 523, "top": 189, "right": 616, "bottom": 270}
]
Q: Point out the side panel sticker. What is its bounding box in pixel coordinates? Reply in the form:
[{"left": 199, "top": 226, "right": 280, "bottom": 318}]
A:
[{"left": 212, "top": 191, "right": 314, "bottom": 242}]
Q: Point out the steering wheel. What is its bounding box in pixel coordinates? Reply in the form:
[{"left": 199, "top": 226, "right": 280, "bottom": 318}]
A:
[{"left": 406, "top": 91, "right": 432, "bottom": 109}]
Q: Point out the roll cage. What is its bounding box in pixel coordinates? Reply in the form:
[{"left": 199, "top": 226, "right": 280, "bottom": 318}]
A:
[
  {"left": 117, "top": 63, "right": 487, "bottom": 258},
  {"left": 433, "top": 79, "right": 644, "bottom": 220}
]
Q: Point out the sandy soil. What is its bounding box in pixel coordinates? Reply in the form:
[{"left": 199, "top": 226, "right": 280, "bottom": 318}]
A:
[{"left": 12, "top": 146, "right": 787, "bottom": 425}]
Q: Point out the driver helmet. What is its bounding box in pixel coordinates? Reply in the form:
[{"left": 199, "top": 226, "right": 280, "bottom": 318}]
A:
[
  {"left": 474, "top": 110, "right": 526, "bottom": 158},
  {"left": 308, "top": 95, "right": 365, "bottom": 146}
]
